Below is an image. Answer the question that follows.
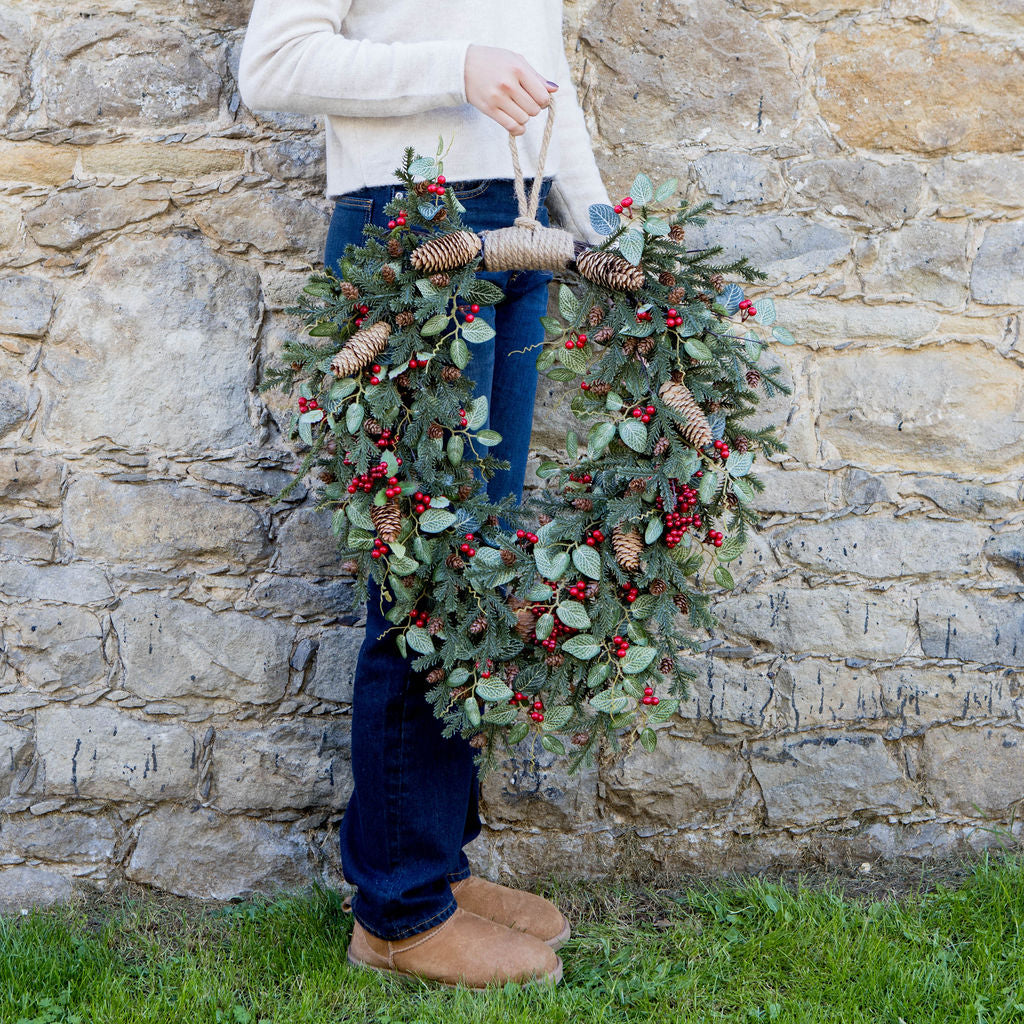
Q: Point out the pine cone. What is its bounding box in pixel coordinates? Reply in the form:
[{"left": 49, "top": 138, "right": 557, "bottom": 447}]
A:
[
  {"left": 659, "top": 656, "right": 674, "bottom": 674},
  {"left": 726, "top": 492, "right": 739, "bottom": 509},
  {"left": 363, "top": 417, "right": 383, "bottom": 436},
  {"left": 427, "top": 422, "right": 444, "bottom": 439},
  {"left": 589, "top": 380, "right": 611, "bottom": 396},
  {"left": 414, "top": 181, "right": 432, "bottom": 197},
  {"left": 621, "top": 337, "right": 637, "bottom": 357},
  {"left": 735, "top": 435, "right": 751, "bottom": 453},
  {"left": 537, "top": 513, "right": 553, "bottom": 525},
  {"left": 410, "top": 230, "right": 482, "bottom": 273},
  {"left": 330, "top": 321, "right": 391, "bottom": 379},
  {"left": 446, "top": 552, "right": 466, "bottom": 570},
  {"left": 427, "top": 667, "right": 445, "bottom": 684},
  {"left": 427, "top": 617, "right": 444, "bottom": 635},
  {"left": 659, "top": 380, "right": 713, "bottom": 450},
  {"left": 572, "top": 496, "right": 593, "bottom": 512},
  {"left": 669, "top": 223, "right": 685, "bottom": 242},
  {"left": 340, "top": 281, "right": 360, "bottom": 302},
  {"left": 584, "top": 581, "right": 600, "bottom": 599},
  {"left": 485, "top": 514, "right": 499, "bottom": 528},
  {"left": 429, "top": 272, "right": 450, "bottom": 288},
  {"left": 667, "top": 286, "right": 686, "bottom": 305},
  {"left": 434, "top": 207, "right": 447, "bottom": 222},
  {"left": 394, "top": 372, "right": 411, "bottom": 390},
  {"left": 381, "top": 264, "right": 397, "bottom": 285},
  {"left": 576, "top": 248, "right": 645, "bottom": 292},
  {"left": 745, "top": 368, "right": 761, "bottom": 389},
  {"left": 649, "top": 579, "right": 667, "bottom": 596},
  {"left": 290, "top": 360, "right": 302, "bottom": 371},
  {"left": 593, "top": 325, "right": 614, "bottom": 345},
  {"left": 545, "top": 652, "right": 565, "bottom": 668},
  {"left": 697, "top": 292, "right": 714, "bottom": 307},
  {"left": 710, "top": 273, "right": 725, "bottom": 293},
  {"left": 469, "top": 733, "right": 487, "bottom": 749},
  {"left": 611, "top": 524, "right": 643, "bottom": 572},
  {"left": 636, "top": 337, "right": 656, "bottom": 357},
  {"left": 653, "top": 436, "right": 670, "bottom": 456},
  {"left": 572, "top": 732, "right": 589, "bottom": 747},
  {"left": 504, "top": 663, "right": 520, "bottom": 683},
  {"left": 515, "top": 606, "right": 538, "bottom": 641},
  {"left": 469, "top": 614, "right": 488, "bottom": 635},
  {"left": 587, "top": 303, "right": 605, "bottom": 327},
  {"left": 369, "top": 497, "right": 402, "bottom": 542},
  {"left": 319, "top": 470, "right": 335, "bottom": 483},
  {"left": 387, "top": 237, "right": 403, "bottom": 259},
  {"left": 626, "top": 477, "right": 647, "bottom": 495},
  {"left": 457, "top": 483, "right": 473, "bottom": 501},
  {"left": 395, "top": 310, "right": 415, "bottom": 328},
  {"left": 500, "top": 548, "right": 517, "bottom": 566},
  {"left": 339, "top": 557, "right": 359, "bottom": 574},
  {"left": 326, "top": 439, "right": 338, "bottom": 455},
  {"left": 442, "top": 365, "right": 462, "bottom": 383},
  {"left": 659, "top": 271, "right": 676, "bottom": 287},
  {"left": 673, "top": 593, "right": 689, "bottom": 614}
]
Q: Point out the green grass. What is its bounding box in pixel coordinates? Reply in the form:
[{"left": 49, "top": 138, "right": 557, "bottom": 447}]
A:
[{"left": 2, "top": 849, "right": 1023, "bottom": 1024}]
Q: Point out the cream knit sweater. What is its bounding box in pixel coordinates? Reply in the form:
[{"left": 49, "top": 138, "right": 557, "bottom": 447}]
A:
[{"left": 238, "top": 0, "right": 611, "bottom": 243}]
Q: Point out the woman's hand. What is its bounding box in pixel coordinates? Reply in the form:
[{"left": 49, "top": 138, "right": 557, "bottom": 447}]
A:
[{"left": 465, "top": 44, "right": 558, "bottom": 136}]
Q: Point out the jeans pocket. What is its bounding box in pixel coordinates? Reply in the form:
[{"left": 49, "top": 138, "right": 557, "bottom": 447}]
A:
[{"left": 325, "top": 195, "right": 374, "bottom": 272}]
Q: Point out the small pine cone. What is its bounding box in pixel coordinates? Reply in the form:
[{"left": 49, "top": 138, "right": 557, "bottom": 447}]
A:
[
  {"left": 584, "top": 581, "right": 600, "bottom": 599},
  {"left": 659, "top": 656, "right": 674, "bottom": 674},
  {"left": 410, "top": 230, "right": 481, "bottom": 273},
  {"left": 319, "top": 470, "right": 335, "bottom": 483},
  {"left": 434, "top": 208, "right": 448, "bottom": 222},
  {"left": 339, "top": 557, "right": 359, "bottom": 574},
  {"left": 576, "top": 248, "right": 645, "bottom": 292},
  {"left": 670, "top": 368, "right": 684, "bottom": 383},
  {"left": 469, "top": 733, "right": 487, "bottom": 749},
  {"left": 745, "top": 368, "right": 761, "bottom": 389},
  {"left": 673, "top": 593, "right": 690, "bottom": 614},
  {"left": 735, "top": 434, "right": 751, "bottom": 453},
  {"left": 414, "top": 181, "right": 432, "bottom": 196},
  {"left": 500, "top": 548, "right": 517, "bottom": 566},
  {"left": 572, "top": 732, "right": 589, "bottom": 747},
  {"left": 426, "top": 667, "right": 445, "bottom": 684},
  {"left": 326, "top": 439, "right": 338, "bottom": 455},
  {"left": 429, "top": 272, "right": 450, "bottom": 288},
  {"left": 290, "top": 360, "right": 302, "bottom": 371},
  {"left": 589, "top": 380, "right": 611, "bottom": 396},
  {"left": 339, "top": 280, "right": 360, "bottom": 302},
  {"left": 587, "top": 303, "right": 605, "bottom": 327},
  {"left": 394, "top": 372, "right": 411, "bottom": 390},
  {"left": 395, "top": 310, "right": 415, "bottom": 328},
  {"left": 504, "top": 663, "right": 520, "bottom": 683},
  {"left": 667, "top": 286, "right": 687, "bottom": 305},
  {"left": 515, "top": 607, "right": 538, "bottom": 641},
  {"left": 627, "top": 477, "right": 647, "bottom": 495},
  {"left": 330, "top": 321, "right": 391, "bottom": 379},
  {"left": 726, "top": 492, "right": 739, "bottom": 509},
  {"left": 659, "top": 380, "right": 713, "bottom": 450},
  {"left": 707, "top": 400, "right": 722, "bottom": 414},
  {"left": 427, "top": 422, "right": 445, "bottom": 439},
  {"left": 537, "top": 513, "right": 553, "bottom": 525},
  {"left": 457, "top": 483, "right": 473, "bottom": 501},
  {"left": 611, "top": 524, "right": 644, "bottom": 573},
  {"left": 545, "top": 652, "right": 565, "bottom": 668},
  {"left": 387, "top": 237, "right": 403, "bottom": 259},
  {"left": 363, "top": 417, "right": 383, "bottom": 436},
  {"left": 669, "top": 223, "right": 686, "bottom": 242},
  {"left": 441, "top": 365, "right": 462, "bottom": 383},
  {"left": 484, "top": 514, "right": 499, "bottom": 527},
  {"left": 659, "top": 271, "right": 676, "bottom": 287},
  {"left": 447, "top": 552, "right": 466, "bottom": 570},
  {"left": 653, "top": 436, "right": 670, "bottom": 456},
  {"left": 572, "top": 496, "right": 593, "bottom": 512},
  {"left": 649, "top": 579, "right": 668, "bottom": 596},
  {"left": 621, "top": 337, "right": 637, "bottom": 357},
  {"left": 427, "top": 617, "right": 444, "bottom": 635},
  {"left": 380, "top": 264, "right": 397, "bottom": 285},
  {"left": 594, "top": 325, "right": 614, "bottom": 345},
  {"left": 369, "top": 497, "right": 402, "bottom": 542},
  {"left": 710, "top": 273, "right": 725, "bottom": 293},
  {"left": 469, "top": 614, "right": 488, "bottom": 635},
  {"left": 697, "top": 292, "right": 714, "bottom": 307},
  {"left": 636, "top": 337, "right": 656, "bottom": 357}
]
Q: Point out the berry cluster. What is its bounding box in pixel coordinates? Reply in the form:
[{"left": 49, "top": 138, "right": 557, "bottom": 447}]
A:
[
  {"left": 584, "top": 528, "right": 605, "bottom": 546},
  {"left": 412, "top": 490, "right": 433, "bottom": 513},
  {"left": 408, "top": 607, "right": 429, "bottom": 628},
  {"left": 297, "top": 396, "right": 323, "bottom": 420},
  {"left": 354, "top": 303, "right": 370, "bottom": 328},
  {"left": 457, "top": 302, "right": 481, "bottom": 323},
  {"left": 642, "top": 686, "right": 660, "bottom": 706},
  {"left": 565, "top": 579, "right": 588, "bottom": 601},
  {"left": 705, "top": 528, "right": 724, "bottom": 548},
  {"left": 612, "top": 634, "right": 631, "bottom": 658},
  {"left": 738, "top": 298, "right": 758, "bottom": 320},
  {"left": 568, "top": 471, "right": 593, "bottom": 484},
  {"left": 459, "top": 531, "right": 478, "bottom": 557},
  {"left": 664, "top": 307, "right": 683, "bottom": 329},
  {"left": 712, "top": 438, "right": 731, "bottom": 460},
  {"left": 620, "top": 582, "right": 640, "bottom": 604},
  {"left": 564, "top": 332, "right": 587, "bottom": 350},
  {"left": 457, "top": 407, "right": 468, "bottom": 428},
  {"left": 383, "top": 475, "right": 403, "bottom": 498},
  {"left": 612, "top": 195, "right": 634, "bottom": 214},
  {"left": 516, "top": 529, "right": 539, "bottom": 544},
  {"left": 473, "top": 657, "right": 494, "bottom": 678},
  {"left": 654, "top": 483, "right": 701, "bottom": 548},
  {"left": 386, "top": 209, "right": 408, "bottom": 229},
  {"left": 346, "top": 460, "right": 392, "bottom": 493},
  {"left": 528, "top": 697, "right": 545, "bottom": 723},
  {"left": 630, "top": 404, "right": 656, "bottom": 424},
  {"left": 635, "top": 308, "right": 653, "bottom": 323},
  {"left": 425, "top": 175, "right": 447, "bottom": 194},
  {"left": 373, "top": 427, "right": 399, "bottom": 450},
  {"left": 405, "top": 356, "right": 428, "bottom": 370},
  {"left": 371, "top": 537, "right": 389, "bottom": 559}
]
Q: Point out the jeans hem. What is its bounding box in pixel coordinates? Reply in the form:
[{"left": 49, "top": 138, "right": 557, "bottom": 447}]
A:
[
  {"left": 352, "top": 891, "right": 459, "bottom": 942},
  {"left": 445, "top": 865, "right": 472, "bottom": 884}
]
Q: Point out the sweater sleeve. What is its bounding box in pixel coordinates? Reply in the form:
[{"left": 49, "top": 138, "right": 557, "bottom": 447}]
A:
[
  {"left": 238, "top": 0, "right": 473, "bottom": 118},
  {"left": 545, "top": 44, "right": 611, "bottom": 246}
]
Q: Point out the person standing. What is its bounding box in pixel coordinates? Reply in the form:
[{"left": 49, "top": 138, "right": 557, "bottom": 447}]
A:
[{"left": 238, "top": 0, "right": 610, "bottom": 990}]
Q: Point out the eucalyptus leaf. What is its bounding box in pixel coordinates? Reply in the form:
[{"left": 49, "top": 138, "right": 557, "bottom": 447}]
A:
[
  {"left": 589, "top": 203, "right": 620, "bottom": 236},
  {"left": 618, "top": 228, "right": 645, "bottom": 267},
  {"left": 572, "top": 544, "right": 602, "bottom": 580},
  {"left": 630, "top": 172, "right": 653, "bottom": 205}
]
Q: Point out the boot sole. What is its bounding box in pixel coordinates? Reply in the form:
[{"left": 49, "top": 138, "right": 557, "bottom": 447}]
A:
[
  {"left": 345, "top": 948, "right": 563, "bottom": 992},
  {"left": 547, "top": 915, "right": 571, "bottom": 952}
]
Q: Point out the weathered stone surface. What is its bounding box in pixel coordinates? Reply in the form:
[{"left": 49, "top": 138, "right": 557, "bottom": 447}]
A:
[
  {"left": 0, "top": 520, "right": 56, "bottom": 562},
  {"left": 80, "top": 143, "right": 244, "bottom": 179},
  {"left": 248, "top": 575, "right": 358, "bottom": 620},
  {"left": 114, "top": 593, "right": 291, "bottom": 703},
  {"left": 921, "top": 725, "right": 1024, "bottom": 817},
  {"left": 949, "top": 0, "right": 1024, "bottom": 34},
  {"left": 684, "top": 215, "right": 849, "bottom": 283},
  {"left": 23, "top": 185, "right": 169, "bottom": 250},
  {"left": 927, "top": 156, "right": 1024, "bottom": 216},
  {"left": 38, "top": 17, "right": 221, "bottom": 128},
  {"left": 603, "top": 734, "right": 748, "bottom": 827},
  {"left": 0, "top": 380, "right": 27, "bottom": 438},
  {"left": 842, "top": 468, "right": 892, "bottom": 508},
  {"left": 749, "top": 465, "right": 828, "bottom": 514},
  {"left": 211, "top": 720, "right": 351, "bottom": 811},
  {"left": 712, "top": 586, "right": 918, "bottom": 660},
  {"left": 0, "top": 813, "right": 117, "bottom": 863},
  {"left": 0, "top": 866, "right": 73, "bottom": 913},
  {"left": 306, "top": 628, "right": 361, "bottom": 704},
  {"left": 857, "top": 221, "right": 969, "bottom": 308},
  {"left": 984, "top": 531, "right": 1024, "bottom": 580},
  {"left": 917, "top": 587, "right": 1023, "bottom": 667},
  {"left": 65, "top": 476, "right": 270, "bottom": 567},
  {"left": 193, "top": 191, "right": 329, "bottom": 256},
  {"left": 35, "top": 705, "right": 197, "bottom": 801},
  {"left": 772, "top": 516, "right": 987, "bottom": 579},
  {"left": 0, "top": 142, "right": 76, "bottom": 185},
  {"left": 0, "top": 456, "right": 62, "bottom": 505},
  {"left": 0, "top": 275, "right": 54, "bottom": 337},
  {"left": 788, "top": 158, "right": 923, "bottom": 227},
  {"left": 750, "top": 732, "right": 919, "bottom": 826},
  {"left": 126, "top": 804, "right": 313, "bottom": 899},
  {"left": 906, "top": 476, "right": 1020, "bottom": 517},
  {"left": 581, "top": 0, "right": 801, "bottom": 147},
  {"left": 0, "top": 561, "right": 112, "bottom": 605},
  {"left": 43, "top": 234, "right": 261, "bottom": 452},
  {"left": 773, "top": 297, "right": 940, "bottom": 345},
  {"left": 480, "top": 735, "right": 598, "bottom": 828},
  {"left": 692, "top": 152, "right": 784, "bottom": 207},
  {"left": 258, "top": 138, "right": 327, "bottom": 183},
  {"left": 971, "top": 223, "right": 1024, "bottom": 307},
  {"left": 1, "top": 605, "right": 105, "bottom": 689},
  {"left": 816, "top": 345, "right": 1024, "bottom": 472},
  {"left": 0, "top": 721, "right": 33, "bottom": 796},
  {"left": 815, "top": 25, "right": 1024, "bottom": 153},
  {"left": 275, "top": 507, "right": 348, "bottom": 576},
  {"left": 676, "top": 652, "right": 777, "bottom": 732}
]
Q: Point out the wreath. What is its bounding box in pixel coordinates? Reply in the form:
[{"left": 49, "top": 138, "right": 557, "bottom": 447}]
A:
[{"left": 261, "top": 124, "right": 793, "bottom": 775}]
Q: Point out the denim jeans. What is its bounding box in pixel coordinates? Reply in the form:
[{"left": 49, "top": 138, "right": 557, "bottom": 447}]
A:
[{"left": 324, "top": 175, "right": 554, "bottom": 940}]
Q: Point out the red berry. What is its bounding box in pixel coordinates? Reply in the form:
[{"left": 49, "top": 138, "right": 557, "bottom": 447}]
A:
[
  {"left": 465, "top": 314, "right": 475, "bottom": 323},
  {"left": 437, "top": 175, "right": 446, "bottom": 185},
  {"left": 470, "top": 304, "right": 480, "bottom": 313},
  {"left": 614, "top": 204, "right": 623, "bottom": 214},
  {"left": 622, "top": 197, "right": 633, "bottom": 207},
  {"left": 388, "top": 220, "right": 396, "bottom": 229}
]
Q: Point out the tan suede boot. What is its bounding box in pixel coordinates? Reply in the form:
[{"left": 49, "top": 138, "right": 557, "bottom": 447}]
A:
[
  {"left": 346, "top": 905, "right": 562, "bottom": 990},
  {"left": 450, "top": 875, "right": 571, "bottom": 951}
]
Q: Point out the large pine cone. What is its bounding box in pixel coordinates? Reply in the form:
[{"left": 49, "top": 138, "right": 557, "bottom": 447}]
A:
[
  {"left": 612, "top": 524, "right": 643, "bottom": 572},
  {"left": 330, "top": 321, "right": 391, "bottom": 379},
  {"left": 410, "top": 230, "right": 481, "bottom": 273},
  {"left": 576, "top": 248, "right": 645, "bottom": 292},
  {"left": 659, "top": 380, "right": 713, "bottom": 450},
  {"left": 339, "top": 281, "right": 360, "bottom": 301},
  {"left": 442, "top": 365, "right": 462, "bottom": 382},
  {"left": 395, "top": 310, "right": 415, "bottom": 328},
  {"left": 369, "top": 497, "right": 402, "bottom": 542}
]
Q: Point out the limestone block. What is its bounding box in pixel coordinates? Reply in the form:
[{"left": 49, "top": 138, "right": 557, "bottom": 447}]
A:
[
  {"left": 920, "top": 724, "right": 1024, "bottom": 816},
  {"left": 65, "top": 476, "right": 271, "bottom": 568},
  {"left": 0, "top": 10, "right": 29, "bottom": 121},
  {"left": 788, "top": 158, "right": 923, "bottom": 227},
  {"left": 0, "top": 380, "right": 27, "bottom": 438},
  {"left": 211, "top": 720, "right": 351, "bottom": 811},
  {"left": 42, "top": 234, "right": 261, "bottom": 452},
  {"left": 984, "top": 531, "right": 1024, "bottom": 580},
  {"left": 80, "top": 143, "right": 244, "bottom": 179},
  {"left": 35, "top": 705, "right": 197, "bottom": 801},
  {"left": 772, "top": 297, "right": 940, "bottom": 345},
  {"left": 193, "top": 191, "right": 329, "bottom": 257},
  {"left": 0, "top": 812, "right": 116, "bottom": 863},
  {"left": 750, "top": 732, "right": 919, "bottom": 826},
  {"left": 948, "top": 1, "right": 1024, "bottom": 36},
  {"left": 749, "top": 465, "right": 828, "bottom": 514},
  {"left": 248, "top": 575, "right": 358, "bottom": 620},
  {"left": 771, "top": 515, "right": 987, "bottom": 579},
  {"left": 275, "top": 507, "right": 350, "bottom": 577},
  {"left": 37, "top": 16, "right": 221, "bottom": 128},
  {"left": 917, "top": 587, "right": 1024, "bottom": 667},
  {"left": 0, "top": 561, "right": 112, "bottom": 605},
  {"left": 971, "top": 222, "right": 1024, "bottom": 306},
  {"left": 0, "top": 456, "right": 62, "bottom": 505},
  {"left": 114, "top": 593, "right": 291, "bottom": 703},
  {"left": 692, "top": 152, "right": 784, "bottom": 207},
  {"left": 815, "top": 25, "right": 1024, "bottom": 153},
  {"left": 181, "top": 0, "right": 253, "bottom": 30},
  {"left": 905, "top": 476, "right": 1020, "bottom": 518},
  {"left": 258, "top": 138, "right": 327, "bottom": 184},
  {"left": 927, "top": 156, "right": 1024, "bottom": 216},
  {"left": 530, "top": 381, "right": 582, "bottom": 447},
  {"left": 815, "top": 345, "right": 1024, "bottom": 473},
  {"left": 711, "top": 586, "right": 919, "bottom": 660},
  {"left": 126, "top": 804, "right": 313, "bottom": 899},
  {"left": 0, "top": 521, "right": 56, "bottom": 563},
  {"left": 1, "top": 605, "right": 105, "bottom": 689},
  {"left": 0, "top": 142, "right": 76, "bottom": 186},
  {"left": 0, "top": 866, "right": 73, "bottom": 912},
  {"left": 841, "top": 468, "right": 892, "bottom": 508},
  {"left": 0, "top": 721, "right": 33, "bottom": 796},
  {"left": 24, "top": 185, "right": 169, "bottom": 250},
  {"left": 676, "top": 651, "right": 777, "bottom": 732},
  {"left": 0, "top": 274, "right": 54, "bottom": 337},
  {"left": 306, "top": 628, "right": 362, "bottom": 704}
]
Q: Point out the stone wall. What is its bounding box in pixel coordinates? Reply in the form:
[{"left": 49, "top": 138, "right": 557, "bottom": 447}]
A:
[{"left": 0, "top": 0, "right": 1022, "bottom": 909}]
